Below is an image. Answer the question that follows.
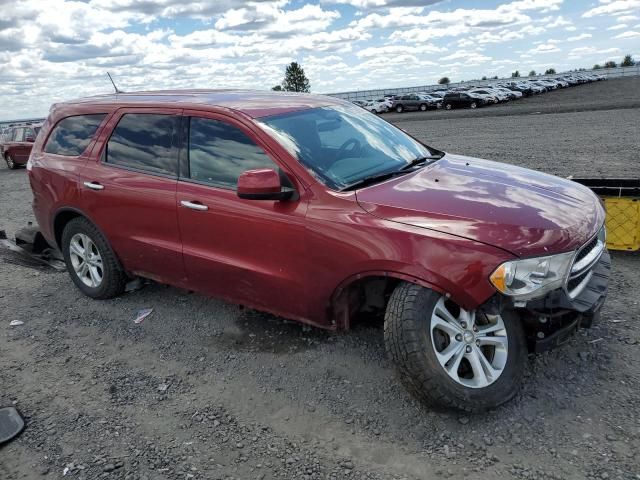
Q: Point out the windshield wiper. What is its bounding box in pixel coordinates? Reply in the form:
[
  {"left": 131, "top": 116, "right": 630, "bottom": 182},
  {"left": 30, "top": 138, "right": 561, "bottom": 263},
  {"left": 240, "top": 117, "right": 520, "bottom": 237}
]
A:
[
  {"left": 340, "top": 154, "right": 444, "bottom": 192},
  {"left": 340, "top": 170, "right": 413, "bottom": 192},
  {"left": 400, "top": 154, "right": 444, "bottom": 170}
]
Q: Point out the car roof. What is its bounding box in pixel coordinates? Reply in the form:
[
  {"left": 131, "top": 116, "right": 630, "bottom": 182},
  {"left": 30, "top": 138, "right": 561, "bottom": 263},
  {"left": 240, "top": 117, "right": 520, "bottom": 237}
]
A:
[{"left": 55, "top": 89, "right": 349, "bottom": 119}]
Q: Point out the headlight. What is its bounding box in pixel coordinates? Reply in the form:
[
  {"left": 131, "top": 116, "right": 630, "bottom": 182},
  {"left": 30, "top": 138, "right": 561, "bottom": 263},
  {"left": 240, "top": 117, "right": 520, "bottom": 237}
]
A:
[{"left": 489, "top": 251, "right": 574, "bottom": 299}]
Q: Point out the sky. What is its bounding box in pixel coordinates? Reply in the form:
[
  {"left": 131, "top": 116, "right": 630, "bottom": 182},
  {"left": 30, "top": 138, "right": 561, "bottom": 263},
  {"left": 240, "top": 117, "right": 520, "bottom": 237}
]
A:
[{"left": 0, "top": 0, "right": 639, "bottom": 120}]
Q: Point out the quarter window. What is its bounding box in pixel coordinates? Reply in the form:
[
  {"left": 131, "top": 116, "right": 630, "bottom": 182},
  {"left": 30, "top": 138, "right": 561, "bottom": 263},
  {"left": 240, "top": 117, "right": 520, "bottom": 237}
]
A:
[
  {"left": 106, "top": 114, "right": 179, "bottom": 176},
  {"left": 188, "top": 117, "right": 278, "bottom": 189},
  {"left": 44, "top": 114, "right": 106, "bottom": 156}
]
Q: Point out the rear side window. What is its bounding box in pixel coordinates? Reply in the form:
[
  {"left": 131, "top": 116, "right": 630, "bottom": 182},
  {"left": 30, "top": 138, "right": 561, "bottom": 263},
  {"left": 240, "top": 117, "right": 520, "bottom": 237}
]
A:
[
  {"left": 13, "top": 128, "right": 24, "bottom": 142},
  {"left": 188, "top": 117, "right": 277, "bottom": 189},
  {"left": 44, "top": 114, "right": 106, "bottom": 156},
  {"left": 105, "top": 114, "right": 179, "bottom": 176}
]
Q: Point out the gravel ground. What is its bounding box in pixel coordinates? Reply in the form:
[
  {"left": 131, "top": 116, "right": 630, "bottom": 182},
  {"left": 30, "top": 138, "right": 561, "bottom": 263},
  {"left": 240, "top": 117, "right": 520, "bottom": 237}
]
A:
[{"left": 1, "top": 77, "right": 639, "bottom": 480}]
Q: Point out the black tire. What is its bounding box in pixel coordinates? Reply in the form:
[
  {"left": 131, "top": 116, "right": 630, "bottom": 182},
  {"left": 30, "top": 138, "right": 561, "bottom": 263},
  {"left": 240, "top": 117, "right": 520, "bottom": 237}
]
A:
[
  {"left": 445, "top": 103, "right": 452, "bottom": 110},
  {"left": 395, "top": 105, "right": 404, "bottom": 113},
  {"left": 61, "top": 217, "right": 127, "bottom": 299},
  {"left": 5, "top": 154, "right": 17, "bottom": 169},
  {"left": 384, "top": 282, "right": 527, "bottom": 412},
  {"left": 419, "top": 103, "right": 427, "bottom": 111},
  {"left": 470, "top": 102, "right": 477, "bottom": 109}
]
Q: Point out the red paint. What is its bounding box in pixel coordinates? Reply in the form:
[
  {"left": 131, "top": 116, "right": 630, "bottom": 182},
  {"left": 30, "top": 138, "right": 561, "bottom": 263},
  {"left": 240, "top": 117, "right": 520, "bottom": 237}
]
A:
[
  {"left": 1, "top": 124, "right": 40, "bottom": 166},
  {"left": 28, "top": 90, "right": 604, "bottom": 330},
  {"left": 237, "top": 169, "right": 282, "bottom": 195}
]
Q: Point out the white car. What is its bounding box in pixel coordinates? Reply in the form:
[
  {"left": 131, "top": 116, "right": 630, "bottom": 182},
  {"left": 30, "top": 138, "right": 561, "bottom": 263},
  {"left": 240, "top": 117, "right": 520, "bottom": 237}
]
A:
[
  {"left": 366, "top": 98, "right": 391, "bottom": 114},
  {"left": 494, "top": 87, "right": 522, "bottom": 99},
  {"left": 469, "top": 89, "right": 500, "bottom": 103}
]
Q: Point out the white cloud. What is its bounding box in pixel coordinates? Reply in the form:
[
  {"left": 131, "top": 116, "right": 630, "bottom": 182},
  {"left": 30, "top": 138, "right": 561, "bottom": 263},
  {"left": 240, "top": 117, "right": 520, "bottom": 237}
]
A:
[
  {"left": 215, "top": 4, "right": 340, "bottom": 35},
  {"left": 567, "top": 46, "right": 620, "bottom": 59},
  {"left": 607, "top": 23, "right": 629, "bottom": 30},
  {"left": 614, "top": 30, "right": 640, "bottom": 38},
  {"left": 567, "top": 33, "right": 592, "bottom": 41},
  {"left": 356, "top": 44, "right": 444, "bottom": 58},
  {"left": 582, "top": 0, "right": 640, "bottom": 18},
  {"left": 529, "top": 43, "right": 561, "bottom": 54}
]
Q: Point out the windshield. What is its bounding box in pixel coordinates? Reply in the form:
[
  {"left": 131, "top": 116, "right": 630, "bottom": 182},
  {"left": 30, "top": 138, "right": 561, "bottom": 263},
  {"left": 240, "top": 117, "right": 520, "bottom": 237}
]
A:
[{"left": 258, "top": 105, "right": 435, "bottom": 190}]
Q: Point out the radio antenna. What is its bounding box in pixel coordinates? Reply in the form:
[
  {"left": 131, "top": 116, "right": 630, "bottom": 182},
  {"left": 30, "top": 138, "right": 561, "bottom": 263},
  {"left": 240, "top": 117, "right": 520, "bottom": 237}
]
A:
[{"left": 107, "top": 72, "right": 123, "bottom": 94}]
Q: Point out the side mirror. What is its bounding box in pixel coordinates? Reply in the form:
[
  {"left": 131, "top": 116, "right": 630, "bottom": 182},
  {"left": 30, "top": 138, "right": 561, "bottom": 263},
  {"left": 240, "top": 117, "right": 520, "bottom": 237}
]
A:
[{"left": 237, "top": 168, "right": 295, "bottom": 201}]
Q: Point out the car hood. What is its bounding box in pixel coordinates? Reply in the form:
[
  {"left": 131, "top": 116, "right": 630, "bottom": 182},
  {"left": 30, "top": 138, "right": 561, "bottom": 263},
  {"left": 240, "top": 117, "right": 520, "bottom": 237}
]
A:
[{"left": 355, "top": 154, "right": 604, "bottom": 257}]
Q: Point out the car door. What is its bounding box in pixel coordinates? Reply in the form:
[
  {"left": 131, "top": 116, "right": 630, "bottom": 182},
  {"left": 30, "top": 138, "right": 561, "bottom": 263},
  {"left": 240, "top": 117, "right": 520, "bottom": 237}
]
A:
[
  {"left": 176, "top": 110, "right": 309, "bottom": 319},
  {"left": 79, "top": 109, "right": 187, "bottom": 286},
  {"left": 15, "top": 127, "right": 36, "bottom": 162},
  {"left": 6, "top": 128, "right": 27, "bottom": 162},
  {"left": 408, "top": 94, "right": 420, "bottom": 110}
]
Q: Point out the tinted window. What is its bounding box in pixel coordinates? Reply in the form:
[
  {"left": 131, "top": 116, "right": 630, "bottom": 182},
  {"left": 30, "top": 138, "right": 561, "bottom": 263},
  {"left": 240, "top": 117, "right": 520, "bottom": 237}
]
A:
[
  {"left": 106, "top": 114, "right": 179, "bottom": 176},
  {"left": 24, "top": 128, "right": 36, "bottom": 141},
  {"left": 188, "top": 117, "right": 277, "bottom": 189},
  {"left": 44, "top": 114, "right": 106, "bottom": 156}
]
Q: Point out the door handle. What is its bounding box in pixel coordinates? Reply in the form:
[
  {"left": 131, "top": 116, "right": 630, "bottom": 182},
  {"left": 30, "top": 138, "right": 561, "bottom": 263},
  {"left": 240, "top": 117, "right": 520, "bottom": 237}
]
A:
[
  {"left": 83, "top": 181, "right": 104, "bottom": 191},
  {"left": 180, "top": 200, "right": 208, "bottom": 211}
]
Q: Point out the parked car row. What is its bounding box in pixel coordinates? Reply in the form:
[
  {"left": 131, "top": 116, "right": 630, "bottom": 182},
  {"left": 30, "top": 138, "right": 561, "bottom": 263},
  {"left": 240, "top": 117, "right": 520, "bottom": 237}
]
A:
[
  {"left": 0, "top": 122, "right": 42, "bottom": 169},
  {"left": 354, "top": 73, "right": 607, "bottom": 113}
]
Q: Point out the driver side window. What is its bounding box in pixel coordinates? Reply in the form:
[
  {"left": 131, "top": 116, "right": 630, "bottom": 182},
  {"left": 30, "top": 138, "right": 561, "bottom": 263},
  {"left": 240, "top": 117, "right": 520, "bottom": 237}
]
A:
[{"left": 188, "top": 117, "right": 279, "bottom": 190}]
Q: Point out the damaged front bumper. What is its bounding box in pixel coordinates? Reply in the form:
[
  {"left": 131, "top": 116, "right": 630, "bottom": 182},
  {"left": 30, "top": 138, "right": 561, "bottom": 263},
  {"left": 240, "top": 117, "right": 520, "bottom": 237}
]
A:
[
  {"left": 521, "top": 249, "right": 611, "bottom": 353},
  {"left": 482, "top": 249, "right": 611, "bottom": 353}
]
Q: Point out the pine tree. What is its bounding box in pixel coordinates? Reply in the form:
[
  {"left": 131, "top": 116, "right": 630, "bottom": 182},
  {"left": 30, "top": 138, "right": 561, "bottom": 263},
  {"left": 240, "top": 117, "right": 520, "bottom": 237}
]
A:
[
  {"left": 621, "top": 54, "right": 635, "bottom": 67},
  {"left": 281, "top": 62, "right": 310, "bottom": 92}
]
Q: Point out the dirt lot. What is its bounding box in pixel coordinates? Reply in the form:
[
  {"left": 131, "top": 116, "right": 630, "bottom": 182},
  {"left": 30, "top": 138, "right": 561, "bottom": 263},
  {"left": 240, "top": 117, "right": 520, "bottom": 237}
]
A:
[{"left": 1, "top": 77, "right": 639, "bottom": 480}]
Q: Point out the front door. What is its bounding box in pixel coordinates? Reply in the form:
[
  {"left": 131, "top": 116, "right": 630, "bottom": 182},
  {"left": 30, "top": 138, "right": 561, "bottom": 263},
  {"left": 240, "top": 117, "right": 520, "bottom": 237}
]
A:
[{"left": 176, "top": 111, "right": 309, "bottom": 320}]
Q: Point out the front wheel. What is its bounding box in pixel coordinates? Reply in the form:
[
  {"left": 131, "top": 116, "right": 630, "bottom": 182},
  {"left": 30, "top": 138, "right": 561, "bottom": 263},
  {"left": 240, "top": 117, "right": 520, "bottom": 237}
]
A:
[
  {"left": 395, "top": 105, "right": 404, "bottom": 113},
  {"left": 445, "top": 103, "right": 452, "bottom": 110},
  {"left": 419, "top": 103, "right": 427, "bottom": 111},
  {"left": 470, "top": 102, "right": 477, "bottom": 109},
  {"left": 384, "top": 283, "right": 527, "bottom": 412}
]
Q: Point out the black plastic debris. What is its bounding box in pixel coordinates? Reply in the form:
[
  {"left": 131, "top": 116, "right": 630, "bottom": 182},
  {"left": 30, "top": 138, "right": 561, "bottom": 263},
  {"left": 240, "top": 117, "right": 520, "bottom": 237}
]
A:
[{"left": 0, "top": 407, "right": 25, "bottom": 444}]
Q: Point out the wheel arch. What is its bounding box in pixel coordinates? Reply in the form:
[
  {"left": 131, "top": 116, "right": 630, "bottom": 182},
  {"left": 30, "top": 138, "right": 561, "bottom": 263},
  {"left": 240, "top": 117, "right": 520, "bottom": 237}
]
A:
[
  {"left": 329, "top": 270, "right": 445, "bottom": 330},
  {"left": 53, "top": 207, "right": 128, "bottom": 274}
]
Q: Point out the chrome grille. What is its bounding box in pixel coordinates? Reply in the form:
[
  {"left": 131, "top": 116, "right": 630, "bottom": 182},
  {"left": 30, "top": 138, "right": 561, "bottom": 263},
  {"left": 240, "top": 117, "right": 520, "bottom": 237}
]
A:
[{"left": 566, "top": 227, "right": 605, "bottom": 299}]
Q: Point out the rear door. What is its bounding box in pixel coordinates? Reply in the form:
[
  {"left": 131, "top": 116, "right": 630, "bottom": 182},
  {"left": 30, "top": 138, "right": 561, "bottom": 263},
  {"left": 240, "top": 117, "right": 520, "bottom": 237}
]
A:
[
  {"left": 176, "top": 110, "right": 309, "bottom": 319},
  {"left": 79, "top": 109, "right": 186, "bottom": 286}
]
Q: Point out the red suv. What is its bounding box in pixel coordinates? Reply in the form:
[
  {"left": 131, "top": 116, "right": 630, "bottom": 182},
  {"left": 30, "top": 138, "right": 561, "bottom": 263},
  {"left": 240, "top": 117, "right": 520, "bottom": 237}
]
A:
[
  {"left": 1, "top": 124, "right": 41, "bottom": 169},
  {"left": 28, "top": 90, "right": 609, "bottom": 411}
]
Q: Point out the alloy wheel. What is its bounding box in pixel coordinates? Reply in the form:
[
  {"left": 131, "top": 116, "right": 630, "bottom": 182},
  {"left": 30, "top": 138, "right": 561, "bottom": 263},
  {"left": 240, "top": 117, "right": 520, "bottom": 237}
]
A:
[
  {"left": 69, "top": 233, "right": 104, "bottom": 288},
  {"left": 6, "top": 155, "right": 14, "bottom": 169},
  {"left": 429, "top": 297, "right": 508, "bottom": 388}
]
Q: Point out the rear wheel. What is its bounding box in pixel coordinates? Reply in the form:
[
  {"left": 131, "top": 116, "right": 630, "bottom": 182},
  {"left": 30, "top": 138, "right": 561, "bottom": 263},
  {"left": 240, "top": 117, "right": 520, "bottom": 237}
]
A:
[
  {"left": 61, "top": 217, "right": 127, "bottom": 299},
  {"left": 445, "top": 103, "right": 452, "bottom": 110},
  {"left": 470, "top": 102, "right": 477, "bottom": 109},
  {"left": 396, "top": 105, "right": 404, "bottom": 113},
  {"left": 5, "top": 154, "right": 17, "bottom": 169},
  {"left": 384, "top": 283, "right": 527, "bottom": 412},
  {"left": 419, "top": 103, "right": 427, "bottom": 111}
]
